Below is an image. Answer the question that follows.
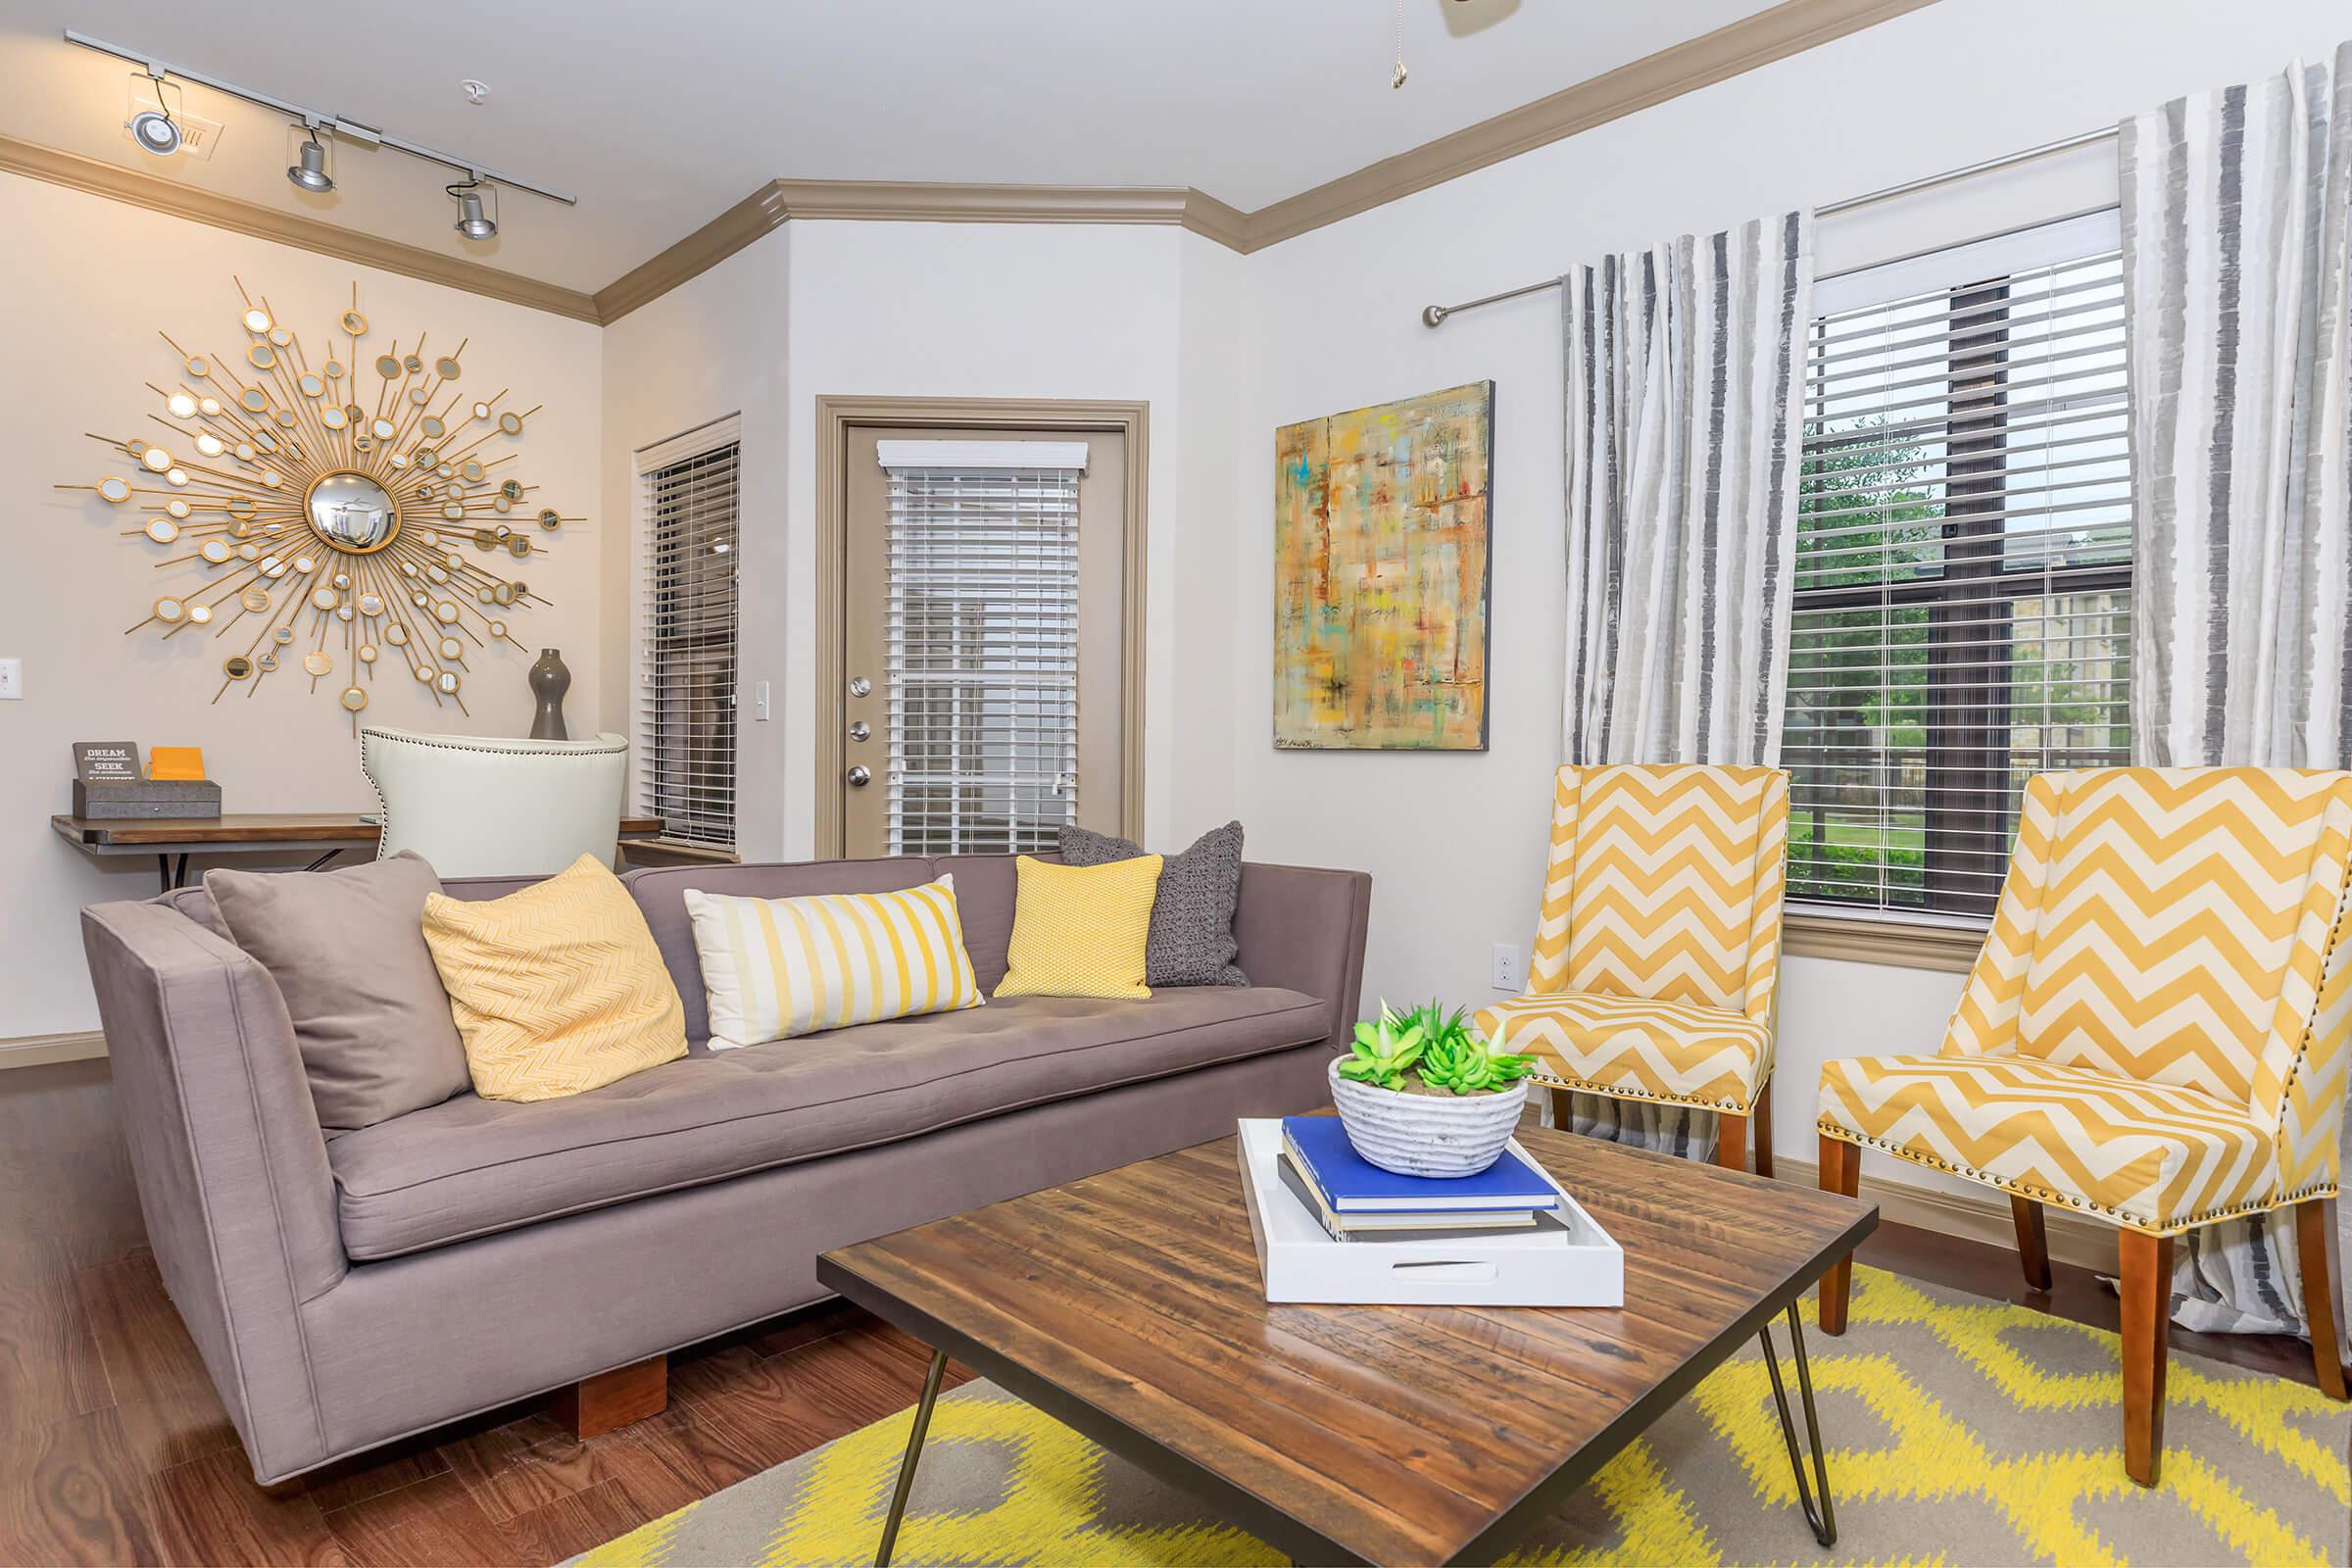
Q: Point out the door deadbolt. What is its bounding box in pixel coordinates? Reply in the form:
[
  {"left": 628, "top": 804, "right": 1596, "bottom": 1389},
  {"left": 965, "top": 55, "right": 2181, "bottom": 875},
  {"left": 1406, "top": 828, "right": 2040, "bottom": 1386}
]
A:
[
  {"left": 847, "top": 765, "right": 872, "bottom": 787},
  {"left": 848, "top": 721, "right": 871, "bottom": 742},
  {"left": 849, "top": 676, "right": 872, "bottom": 698}
]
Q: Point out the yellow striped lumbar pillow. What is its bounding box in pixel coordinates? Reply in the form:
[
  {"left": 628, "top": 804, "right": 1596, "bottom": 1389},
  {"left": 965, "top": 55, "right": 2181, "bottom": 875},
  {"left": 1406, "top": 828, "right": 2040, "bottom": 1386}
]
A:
[{"left": 682, "top": 876, "right": 983, "bottom": 1050}]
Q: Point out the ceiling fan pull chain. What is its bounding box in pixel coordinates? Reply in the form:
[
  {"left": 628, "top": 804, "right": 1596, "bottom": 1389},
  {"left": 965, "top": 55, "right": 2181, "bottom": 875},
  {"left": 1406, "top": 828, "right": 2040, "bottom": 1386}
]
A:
[{"left": 1393, "top": 0, "right": 1408, "bottom": 89}]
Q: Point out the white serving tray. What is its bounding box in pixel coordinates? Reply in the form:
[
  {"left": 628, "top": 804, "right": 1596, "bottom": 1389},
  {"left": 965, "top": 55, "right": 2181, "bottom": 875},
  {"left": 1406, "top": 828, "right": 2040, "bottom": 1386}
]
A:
[{"left": 1235, "top": 1118, "right": 1624, "bottom": 1307}]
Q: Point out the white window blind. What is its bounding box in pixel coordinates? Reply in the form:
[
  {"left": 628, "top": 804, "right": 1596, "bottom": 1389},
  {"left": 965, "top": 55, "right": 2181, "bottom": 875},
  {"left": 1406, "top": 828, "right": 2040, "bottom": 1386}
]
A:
[
  {"left": 882, "top": 451, "right": 1084, "bottom": 857},
  {"left": 638, "top": 434, "right": 740, "bottom": 849},
  {"left": 1786, "top": 214, "right": 2132, "bottom": 919}
]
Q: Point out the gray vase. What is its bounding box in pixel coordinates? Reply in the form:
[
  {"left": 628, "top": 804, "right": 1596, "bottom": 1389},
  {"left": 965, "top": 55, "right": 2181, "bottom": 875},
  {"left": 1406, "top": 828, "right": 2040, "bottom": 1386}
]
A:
[{"left": 527, "top": 649, "right": 570, "bottom": 741}]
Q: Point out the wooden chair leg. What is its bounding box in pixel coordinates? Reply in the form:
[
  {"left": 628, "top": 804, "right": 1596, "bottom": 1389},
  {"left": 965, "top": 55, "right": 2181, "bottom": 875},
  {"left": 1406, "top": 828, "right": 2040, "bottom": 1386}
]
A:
[
  {"left": 1817, "top": 1135, "right": 1860, "bottom": 1336},
  {"left": 555, "top": 1354, "right": 667, "bottom": 1440},
  {"left": 1750, "top": 1082, "right": 1775, "bottom": 1180},
  {"left": 2294, "top": 1196, "right": 2349, "bottom": 1400},
  {"left": 2011, "top": 1196, "right": 2052, "bottom": 1292},
  {"left": 2118, "top": 1230, "right": 2174, "bottom": 1487},
  {"left": 1714, "top": 1110, "right": 1749, "bottom": 1174}
]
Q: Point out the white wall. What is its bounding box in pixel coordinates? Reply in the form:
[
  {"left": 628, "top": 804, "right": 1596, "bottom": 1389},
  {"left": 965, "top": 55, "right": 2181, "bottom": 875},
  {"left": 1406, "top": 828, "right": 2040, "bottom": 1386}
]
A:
[
  {"left": 1221, "top": 0, "right": 2352, "bottom": 1175},
  {"left": 598, "top": 229, "right": 793, "bottom": 858},
  {"left": 0, "top": 172, "right": 604, "bottom": 1039},
  {"left": 602, "top": 217, "right": 1247, "bottom": 864}
]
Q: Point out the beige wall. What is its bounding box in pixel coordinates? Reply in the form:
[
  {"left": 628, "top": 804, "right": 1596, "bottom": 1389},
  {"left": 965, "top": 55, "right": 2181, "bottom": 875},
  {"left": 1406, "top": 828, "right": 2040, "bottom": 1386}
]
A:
[{"left": 0, "top": 172, "right": 605, "bottom": 1038}]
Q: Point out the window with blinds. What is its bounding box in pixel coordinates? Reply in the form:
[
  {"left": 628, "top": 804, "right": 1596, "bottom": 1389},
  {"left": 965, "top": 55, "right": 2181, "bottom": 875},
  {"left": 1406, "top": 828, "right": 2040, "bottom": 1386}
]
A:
[
  {"left": 638, "top": 435, "right": 740, "bottom": 849},
  {"left": 1785, "top": 212, "right": 2132, "bottom": 919},
  {"left": 881, "top": 452, "right": 1082, "bottom": 857}
]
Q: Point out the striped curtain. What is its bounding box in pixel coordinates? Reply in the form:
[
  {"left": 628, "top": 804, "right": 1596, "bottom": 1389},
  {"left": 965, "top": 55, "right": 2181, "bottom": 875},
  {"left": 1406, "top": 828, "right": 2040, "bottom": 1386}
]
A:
[
  {"left": 1561, "top": 212, "right": 1811, "bottom": 769},
  {"left": 2121, "top": 43, "right": 2352, "bottom": 1335},
  {"left": 1554, "top": 212, "right": 1810, "bottom": 1156}
]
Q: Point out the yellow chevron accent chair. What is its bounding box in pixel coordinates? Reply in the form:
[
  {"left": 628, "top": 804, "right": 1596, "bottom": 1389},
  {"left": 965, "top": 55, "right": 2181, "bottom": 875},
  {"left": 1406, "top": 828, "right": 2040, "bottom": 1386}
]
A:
[
  {"left": 1475, "top": 762, "right": 1788, "bottom": 1175},
  {"left": 1815, "top": 766, "right": 2352, "bottom": 1488}
]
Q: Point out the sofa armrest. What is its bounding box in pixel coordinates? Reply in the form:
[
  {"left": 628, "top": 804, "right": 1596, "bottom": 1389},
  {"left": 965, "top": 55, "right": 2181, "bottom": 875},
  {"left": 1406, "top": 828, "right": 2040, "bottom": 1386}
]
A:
[
  {"left": 1232, "top": 862, "right": 1372, "bottom": 1050},
  {"left": 80, "top": 900, "right": 341, "bottom": 1481}
]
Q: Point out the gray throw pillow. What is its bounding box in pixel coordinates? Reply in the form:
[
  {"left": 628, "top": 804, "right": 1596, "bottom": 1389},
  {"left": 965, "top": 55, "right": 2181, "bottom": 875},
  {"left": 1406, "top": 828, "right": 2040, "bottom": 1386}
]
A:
[
  {"left": 205, "top": 852, "right": 470, "bottom": 1133},
  {"left": 1059, "top": 821, "right": 1248, "bottom": 987}
]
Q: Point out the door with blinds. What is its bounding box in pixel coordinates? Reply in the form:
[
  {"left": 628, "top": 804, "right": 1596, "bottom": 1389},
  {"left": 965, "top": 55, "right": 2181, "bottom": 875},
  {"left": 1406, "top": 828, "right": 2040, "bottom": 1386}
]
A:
[{"left": 840, "top": 428, "right": 1128, "bottom": 858}]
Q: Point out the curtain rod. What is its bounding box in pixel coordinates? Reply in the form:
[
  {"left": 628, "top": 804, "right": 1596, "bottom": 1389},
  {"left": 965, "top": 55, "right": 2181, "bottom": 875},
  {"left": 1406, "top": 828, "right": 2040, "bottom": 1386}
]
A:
[{"left": 1419, "top": 124, "right": 2120, "bottom": 327}]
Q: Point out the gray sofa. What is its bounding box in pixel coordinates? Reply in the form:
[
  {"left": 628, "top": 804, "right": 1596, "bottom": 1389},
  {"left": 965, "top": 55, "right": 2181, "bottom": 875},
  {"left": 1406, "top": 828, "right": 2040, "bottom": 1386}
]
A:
[{"left": 80, "top": 853, "right": 1370, "bottom": 1485}]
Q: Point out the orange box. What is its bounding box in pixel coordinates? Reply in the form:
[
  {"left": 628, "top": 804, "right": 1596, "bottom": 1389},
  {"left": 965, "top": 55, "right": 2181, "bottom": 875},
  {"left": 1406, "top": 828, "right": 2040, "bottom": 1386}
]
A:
[{"left": 147, "top": 747, "right": 207, "bottom": 781}]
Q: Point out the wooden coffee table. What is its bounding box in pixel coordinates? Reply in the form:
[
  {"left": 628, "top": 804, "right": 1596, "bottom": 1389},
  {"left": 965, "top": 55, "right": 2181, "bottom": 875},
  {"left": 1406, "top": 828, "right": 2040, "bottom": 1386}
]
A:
[{"left": 816, "top": 1122, "right": 1877, "bottom": 1567}]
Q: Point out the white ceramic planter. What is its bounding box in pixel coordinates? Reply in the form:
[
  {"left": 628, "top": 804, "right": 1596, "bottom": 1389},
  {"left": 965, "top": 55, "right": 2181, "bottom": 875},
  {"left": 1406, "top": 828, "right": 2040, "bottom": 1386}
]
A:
[{"left": 1326, "top": 1057, "right": 1528, "bottom": 1178}]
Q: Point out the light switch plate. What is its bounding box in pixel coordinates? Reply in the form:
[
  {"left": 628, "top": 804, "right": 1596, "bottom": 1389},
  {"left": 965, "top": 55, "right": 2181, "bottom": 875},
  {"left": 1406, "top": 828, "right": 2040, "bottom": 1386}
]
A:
[
  {"left": 0, "top": 658, "right": 21, "bottom": 700},
  {"left": 1491, "top": 942, "right": 1523, "bottom": 993},
  {"left": 754, "top": 679, "right": 770, "bottom": 721}
]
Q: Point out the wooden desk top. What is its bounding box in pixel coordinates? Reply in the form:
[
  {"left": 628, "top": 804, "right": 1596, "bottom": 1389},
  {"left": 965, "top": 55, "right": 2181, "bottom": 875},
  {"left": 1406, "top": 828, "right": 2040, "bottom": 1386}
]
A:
[
  {"left": 818, "top": 1124, "right": 1876, "bottom": 1566},
  {"left": 53, "top": 812, "right": 663, "bottom": 848}
]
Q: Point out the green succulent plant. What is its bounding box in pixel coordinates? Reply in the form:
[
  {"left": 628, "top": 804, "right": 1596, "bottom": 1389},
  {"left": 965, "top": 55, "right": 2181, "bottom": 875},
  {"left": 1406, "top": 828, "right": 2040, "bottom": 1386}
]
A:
[
  {"left": 1337, "top": 1009, "right": 1425, "bottom": 1091},
  {"left": 1340, "top": 1000, "right": 1539, "bottom": 1097}
]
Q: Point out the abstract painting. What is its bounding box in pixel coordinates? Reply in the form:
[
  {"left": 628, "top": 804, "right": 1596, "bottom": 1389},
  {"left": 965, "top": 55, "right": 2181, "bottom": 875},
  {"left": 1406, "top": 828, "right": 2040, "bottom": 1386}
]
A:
[{"left": 1274, "top": 380, "right": 1493, "bottom": 750}]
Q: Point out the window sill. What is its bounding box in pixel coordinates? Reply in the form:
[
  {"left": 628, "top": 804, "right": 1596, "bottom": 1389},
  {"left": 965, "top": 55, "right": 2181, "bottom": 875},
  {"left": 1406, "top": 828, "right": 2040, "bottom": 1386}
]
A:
[
  {"left": 1784, "top": 906, "right": 1985, "bottom": 974},
  {"left": 620, "top": 838, "right": 741, "bottom": 869}
]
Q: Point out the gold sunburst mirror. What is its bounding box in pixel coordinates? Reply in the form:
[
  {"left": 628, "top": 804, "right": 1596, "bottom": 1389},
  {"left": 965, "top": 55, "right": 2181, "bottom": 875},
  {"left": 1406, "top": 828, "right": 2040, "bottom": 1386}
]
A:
[{"left": 66, "top": 278, "right": 579, "bottom": 728}]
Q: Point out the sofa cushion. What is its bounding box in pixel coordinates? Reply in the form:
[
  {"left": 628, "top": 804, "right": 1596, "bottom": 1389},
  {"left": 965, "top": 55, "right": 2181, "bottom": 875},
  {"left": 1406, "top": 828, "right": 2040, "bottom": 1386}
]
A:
[
  {"left": 206, "top": 852, "right": 472, "bottom": 1134},
  {"left": 626, "top": 859, "right": 937, "bottom": 1043},
  {"left": 326, "top": 986, "right": 1331, "bottom": 1259}
]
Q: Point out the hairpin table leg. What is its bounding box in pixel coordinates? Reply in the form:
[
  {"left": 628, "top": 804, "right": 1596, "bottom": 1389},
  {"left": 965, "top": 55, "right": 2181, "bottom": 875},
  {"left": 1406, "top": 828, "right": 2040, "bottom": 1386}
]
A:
[
  {"left": 876, "top": 1348, "right": 949, "bottom": 1567},
  {"left": 1758, "top": 1300, "right": 1837, "bottom": 1546}
]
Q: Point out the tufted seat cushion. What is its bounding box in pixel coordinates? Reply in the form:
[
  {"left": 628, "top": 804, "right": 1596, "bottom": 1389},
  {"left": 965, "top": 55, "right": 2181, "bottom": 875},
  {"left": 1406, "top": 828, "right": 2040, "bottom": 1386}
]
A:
[{"left": 327, "top": 987, "right": 1328, "bottom": 1259}]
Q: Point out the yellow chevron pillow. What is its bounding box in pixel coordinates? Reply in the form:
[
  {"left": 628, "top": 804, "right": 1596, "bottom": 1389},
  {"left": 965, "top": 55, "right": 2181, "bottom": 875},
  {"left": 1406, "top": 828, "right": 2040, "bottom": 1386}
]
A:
[
  {"left": 682, "top": 876, "right": 983, "bottom": 1050},
  {"left": 995, "top": 854, "right": 1163, "bottom": 1001},
  {"left": 420, "top": 854, "right": 687, "bottom": 1102}
]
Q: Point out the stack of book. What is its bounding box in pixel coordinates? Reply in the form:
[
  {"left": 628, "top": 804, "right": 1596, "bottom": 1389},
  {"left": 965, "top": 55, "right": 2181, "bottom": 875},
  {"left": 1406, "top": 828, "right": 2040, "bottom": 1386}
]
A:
[{"left": 1278, "top": 1116, "right": 1561, "bottom": 1243}]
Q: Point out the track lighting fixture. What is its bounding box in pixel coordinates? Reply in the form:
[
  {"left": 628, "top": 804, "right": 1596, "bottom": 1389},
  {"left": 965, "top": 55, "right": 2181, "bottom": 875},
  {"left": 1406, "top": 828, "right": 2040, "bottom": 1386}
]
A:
[
  {"left": 285, "top": 123, "right": 333, "bottom": 193},
  {"left": 126, "top": 65, "right": 181, "bottom": 155},
  {"left": 449, "top": 176, "right": 498, "bottom": 241},
  {"left": 66, "top": 29, "right": 573, "bottom": 239}
]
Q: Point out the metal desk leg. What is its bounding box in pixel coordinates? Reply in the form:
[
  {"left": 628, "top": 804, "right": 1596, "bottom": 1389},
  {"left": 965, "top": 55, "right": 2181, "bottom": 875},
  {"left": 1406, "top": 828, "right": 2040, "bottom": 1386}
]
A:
[
  {"left": 1758, "top": 1300, "right": 1837, "bottom": 1547},
  {"left": 302, "top": 849, "right": 347, "bottom": 872},
  {"left": 876, "top": 1348, "right": 948, "bottom": 1567},
  {"left": 156, "top": 853, "right": 190, "bottom": 893}
]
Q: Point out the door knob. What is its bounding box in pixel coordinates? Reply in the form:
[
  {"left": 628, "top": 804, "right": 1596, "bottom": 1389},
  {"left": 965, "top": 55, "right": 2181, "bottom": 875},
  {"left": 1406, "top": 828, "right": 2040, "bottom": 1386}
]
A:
[{"left": 847, "top": 764, "right": 872, "bottom": 788}]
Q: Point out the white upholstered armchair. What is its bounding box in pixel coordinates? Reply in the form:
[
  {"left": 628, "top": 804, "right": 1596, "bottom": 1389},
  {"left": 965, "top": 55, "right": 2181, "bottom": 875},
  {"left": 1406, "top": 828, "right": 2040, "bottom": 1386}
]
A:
[{"left": 360, "top": 727, "right": 629, "bottom": 879}]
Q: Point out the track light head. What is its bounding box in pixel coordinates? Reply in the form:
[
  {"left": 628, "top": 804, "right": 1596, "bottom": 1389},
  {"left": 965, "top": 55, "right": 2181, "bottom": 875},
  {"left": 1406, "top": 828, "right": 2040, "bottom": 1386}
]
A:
[
  {"left": 449, "top": 177, "right": 497, "bottom": 240},
  {"left": 286, "top": 131, "right": 333, "bottom": 193},
  {"left": 127, "top": 108, "right": 181, "bottom": 154}
]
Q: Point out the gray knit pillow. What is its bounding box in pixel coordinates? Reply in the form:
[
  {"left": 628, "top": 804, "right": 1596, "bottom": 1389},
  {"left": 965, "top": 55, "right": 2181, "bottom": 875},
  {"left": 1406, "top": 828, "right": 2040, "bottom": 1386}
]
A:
[{"left": 1058, "top": 820, "right": 1247, "bottom": 987}]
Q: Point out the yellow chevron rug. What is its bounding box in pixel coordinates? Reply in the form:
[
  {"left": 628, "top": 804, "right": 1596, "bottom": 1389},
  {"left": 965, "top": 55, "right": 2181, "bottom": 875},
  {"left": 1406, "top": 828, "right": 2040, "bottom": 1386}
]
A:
[{"left": 571, "top": 1269, "right": 2351, "bottom": 1568}]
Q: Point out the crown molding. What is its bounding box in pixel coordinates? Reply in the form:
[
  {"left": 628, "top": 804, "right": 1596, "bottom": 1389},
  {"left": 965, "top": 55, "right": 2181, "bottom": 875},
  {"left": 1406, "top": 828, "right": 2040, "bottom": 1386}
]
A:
[
  {"left": 1241, "top": 0, "right": 1942, "bottom": 250},
  {"left": 6, "top": 0, "right": 1933, "bottom": 324},
  {"left": 596, "top": 179, "right": 1250, "bottom": 324},
  {"left": 0, "top": 133, "right": 602, "bottom": 323}
]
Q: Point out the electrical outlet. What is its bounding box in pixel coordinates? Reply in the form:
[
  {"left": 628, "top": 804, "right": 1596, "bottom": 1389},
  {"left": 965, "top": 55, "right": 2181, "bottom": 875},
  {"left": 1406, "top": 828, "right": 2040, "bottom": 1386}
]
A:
[
  {"left": 0, "top": 658, "right": 21, "bottom": 700},
  {"left": 1490, "top": 942, "right": 1523, "bottom": 993}
]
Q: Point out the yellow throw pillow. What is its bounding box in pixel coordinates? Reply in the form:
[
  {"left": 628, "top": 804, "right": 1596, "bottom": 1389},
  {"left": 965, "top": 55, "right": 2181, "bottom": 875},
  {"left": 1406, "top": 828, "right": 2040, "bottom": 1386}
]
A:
[
  {"left": 683, "top": 876, "right": 983, "bottom": 1050},
  {"left": 420, "top": 854, "right": 687, "bottom": 1102},
  {"left": 995, "top": 854, "right": 1163, "bottom": 1001}
]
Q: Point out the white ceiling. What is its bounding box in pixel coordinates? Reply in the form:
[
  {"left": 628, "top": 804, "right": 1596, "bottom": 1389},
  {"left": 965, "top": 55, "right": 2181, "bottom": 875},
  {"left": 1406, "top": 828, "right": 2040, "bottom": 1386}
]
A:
[{"left": 0, "top": 0, "right": 1777, "bottom": 294}]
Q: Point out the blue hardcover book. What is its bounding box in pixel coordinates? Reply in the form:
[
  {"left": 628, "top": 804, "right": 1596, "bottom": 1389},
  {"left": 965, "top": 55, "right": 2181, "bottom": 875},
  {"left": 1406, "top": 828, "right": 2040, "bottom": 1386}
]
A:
[{"left": 1281, "top": 1116, "right": 1558, "bottom": 1213}]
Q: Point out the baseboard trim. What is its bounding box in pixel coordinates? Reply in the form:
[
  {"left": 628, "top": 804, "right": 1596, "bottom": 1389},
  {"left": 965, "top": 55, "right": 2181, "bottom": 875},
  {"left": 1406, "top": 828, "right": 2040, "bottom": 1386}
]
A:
[
  {"left": 1780, "top": 1151, "right": 2120, "bottom": 1276},
  {"left": 0, "top": 1031, "right": 108, "bottom": 1070}
]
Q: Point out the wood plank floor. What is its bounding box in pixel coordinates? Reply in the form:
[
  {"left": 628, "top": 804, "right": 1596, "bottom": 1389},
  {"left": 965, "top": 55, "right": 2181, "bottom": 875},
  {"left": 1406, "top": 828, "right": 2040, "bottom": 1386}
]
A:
[{"left": 0, "top": 1057, "right": 2326, "bottom": 1566}]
